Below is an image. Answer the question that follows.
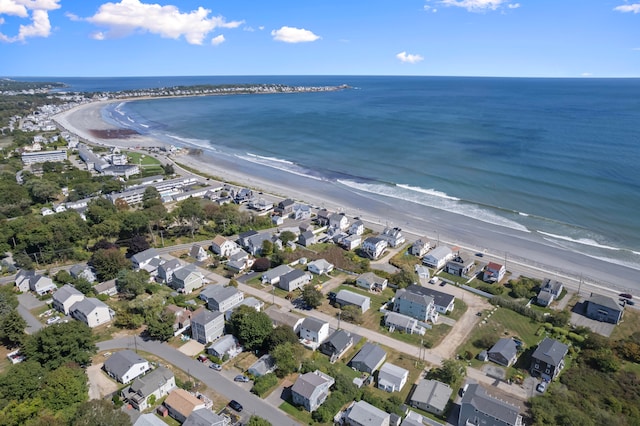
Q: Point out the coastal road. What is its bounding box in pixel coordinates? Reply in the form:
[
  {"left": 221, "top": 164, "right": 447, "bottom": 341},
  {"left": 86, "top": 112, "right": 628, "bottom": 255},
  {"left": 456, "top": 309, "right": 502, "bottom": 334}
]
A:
[{"left": 98, "top": 337, "right": 302, "bottom": 426}]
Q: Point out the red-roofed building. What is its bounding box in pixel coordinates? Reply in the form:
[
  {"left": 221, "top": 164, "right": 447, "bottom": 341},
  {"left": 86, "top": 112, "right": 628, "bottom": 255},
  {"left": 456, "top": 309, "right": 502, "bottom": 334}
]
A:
[{"left": 483, "top": 262, "right": 506, "bottom": 283}]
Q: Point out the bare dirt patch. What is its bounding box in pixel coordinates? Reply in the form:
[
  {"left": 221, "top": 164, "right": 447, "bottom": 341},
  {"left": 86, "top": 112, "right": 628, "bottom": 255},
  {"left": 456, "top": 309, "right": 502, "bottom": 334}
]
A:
[
  {"left": 87, "top": 360, "right": 119, "bottom": 400},
  {"left": 178, "top": 340, "right": 205, "bottom": 357}
]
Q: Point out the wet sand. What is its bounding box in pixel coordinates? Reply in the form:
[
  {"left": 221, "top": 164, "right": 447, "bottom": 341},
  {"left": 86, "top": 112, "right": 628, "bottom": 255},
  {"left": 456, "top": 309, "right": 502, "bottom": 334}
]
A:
[{"left": 53, "top": 101, "right": 640, "bottom": 295}]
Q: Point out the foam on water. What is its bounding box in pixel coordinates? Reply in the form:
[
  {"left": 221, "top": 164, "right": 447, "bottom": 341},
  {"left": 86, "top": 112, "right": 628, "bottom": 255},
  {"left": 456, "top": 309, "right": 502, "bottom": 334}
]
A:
[
  {"left": 237, "top": 153, "right": 324, "bottom": 181},
  {"left": 538, "top": 231, "right": 622, "bottom": 251},
  {"left": 338, "top": 180, "right": 530, "bottom": 233}
]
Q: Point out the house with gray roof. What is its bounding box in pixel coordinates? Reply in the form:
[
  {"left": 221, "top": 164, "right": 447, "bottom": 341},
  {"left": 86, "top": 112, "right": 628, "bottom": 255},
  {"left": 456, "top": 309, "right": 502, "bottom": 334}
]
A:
[
  {"left": 393, "top": 287, "right": 438, "bottom": 323},
  {"left": 319, "top": 329, "right": 354, "bottom": 362},
  {"left": 380, "top": 226, "right": 405, "bottom": 248},
  {"left": 335, "top": 289, "right": 371, "bottom": 313},
  {"left": 488, "top": 338, "right": 519, "bottom": 367},
  {"left": 94, "top": 279, "right": 118, "bottom": 296},
  {"left": 278, "top": 269, "right": 312, "bottom": 292},
  {"left": 458, "top": 383, "right": 523, "bottom": 426},
  {"left": 585, "top": 293, "right": 624, "bottom": 324},
  {"left": 444, "top": 252, "right": 474, "bottom": 277},
  {"left": 345, "top": 400, "right": 390, "bottom": 426},
  {"left": 403, "top": 284, "right": 455, "bottom": 314},
  {"left": 536, "top": 278, "right": 564, "bottom": 307},
  {"left": 189, "top": 244, "right": 209, "bottom": 262},
  {"left": 350, "top": 343, "right": 387, "bottom": 374},
  {"left": 131, "top": 248, "right": 161, "bottom": 270},
  {"left": 103, "top": 350, "right": 151, "bottom": 383},
  {"left": 298, "top": 231, "right": 316, "bottom": 247},
  {"left": 191, "top": 310, "right": 224, "bottom": 344},
  {"left": 356, "top": 272, "right": 388, "bottom": 291},
  {"left": 409, "top": 379, "right": 453, "bottom": 416},
  {"left": 70, "top": 264, "right": 96, "bottom": 283},
  {"left": 183, "top": 408, "right": 227, "bottom": 426},
  {"left": 14, "top": 269, "right": 35, "bottom": 292},
  {"left": 262, "top": 264, "right": 294, "bottom": 285},
  {"left": 410, "top": 238, "right": 432, "bottom": 257},
  {"left": 29, "top": 274, "right": 57, "bottom": 295},
  {"left": 422, "top": 246, "right": 453, "bottom": 270},
  {"left": 207, "top": 334, "right": 242, "bottom": 360},
  {"left": 307, "top": 259, "right": 334, "bottom": 275},
  {"left": 170, "top": 264, "right": 204, "bottom": 294},
  {"left": 292, "top": 370, "right": 335, "bottom": 412},
  {"left": 265, "top": 305, "right": 303, "bottom": 331},
  {"left": 206, "top": 286, "right": 244, "bottom": 312},
  {"left": 199, "top": 284, "right": 224, "bottom": 301},
  {"left": 530, "top": 337, "right": 569, "bottom": 381},
  {"left": 384, "top": 311, "right": 426, "bottom": 336},
  {"left": 248, "top": 354, "right": 276, "bottom": 377},
  {"left": 121, "top": 366, "right": 176, "bottom": 411},
  {"left": 298, "top": 317, "right": 330, "bottom": 348},
  {"left": 52, "top": 284, "right": 85, "bottom": 315},
  {"left": 70, "top": 297, "right": 112, "bottom": 328},
  {"left": 156, "top": 258, "right": 182, "bottom": 284},
  {"left": 377, "top": 362, "right": 409, "bottom": 392},
  {"left": 361, "top": 237, "right": 388, "bottom": 260},
  {"left": 134, "top": 413, "right": 167, "bottom": 426}
]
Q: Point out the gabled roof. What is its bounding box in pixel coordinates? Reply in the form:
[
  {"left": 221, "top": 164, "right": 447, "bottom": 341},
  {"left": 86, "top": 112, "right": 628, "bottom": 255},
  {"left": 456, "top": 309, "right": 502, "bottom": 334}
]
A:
[
  {"left": 280, "top": 269, "right": 308, "bottom": 283},
  {"left": 488, "top": 338, "right": 518, "bottom": 361},
  {"left": 588, "top": 294, "right": 623, "bottom": 312},
  {"left": 158, "top": 258, "right": 181, "bottom": 273},
  {"left": 363, "top": 236, "right": 386, "bottom": 245},
  {"left": 425, "top": 246, "right": 452, "bottom": 260},
  {"left": 94, "top": 279, "right": 117, "bottom": 294},
  {"left": 183, "top": 408, "right": 226, "bottom": 426},
  {"left": 199, "top": 285, "right": 224, "bottom": 300},
  {"left": 104, "top": 350, "right": 148, "bottom": 379},
  {"left": 396, "top": 288, "right": 434, "bottom": 307},
  {"left": 358, "top": 272, "right": 387, "bottom": 285},
  {"left": 461, "top": 383, "right": 521, "bottom": 425},
  {"left": 263, "top": 264, "right": 294, "bottom": 281},
  {"left": 308, "top": 258, "right": 333, "bottom": 270},
  {"left": 129, "top": 366, "right": 174, "bottom": 398},
  {"left": 71, "top": 297, "right": 108, "bottom": 316},
  {"left": 350, "top": 343, "right": 386, "bottom": 370},
  {"left": 173, "top": 264, "right": 201, "bottom": 282},
  {"left": 189, "top": 244, "right": 205, "bottom": 257},
  {"left": 410, "top": 379, "right": 453, "bottom": 411},
  {"left": 385, "top": 311, "right": 418, "bottom": 329},
  {"left": 300, "top": 317, "right": 327, "bottom": 333},
  {"left": 134, "top": 413, "right": 167, "bottom": 426},
  {"left": 325, "top": 329, "right": 352, "bottom": 353},
  {"left": 53, "top": 284, "right": 83, "bottom": 304},
  {"left": 379, "top": 362, "right": 408, "bottom": 380},
  {"left": 191, "top": 310, "right": 223, "bottom": 326},
  {"left": 208, "top": 334, "right": 239, "bottom": 354},
  {"left": 532, "top": 337, "right": 569, "bottom": 367},
  {"left": 336, "top": 289, "right": 370, "bottom": 306},
  {"left": 131, "top": 248, "right": 160, "bottom": 264},
  {"left": 164, "top": 388, "right": 202, "bottom": 418},
  {"left": 347, "top": 400, "right": 389, "bottom": 426},
  {"left": 212, "top": 235, "right": 229, "bottom": 246},
  {"left": 207, "top": 286, "right": 240, "bottom": 304},
  {"left": 403, "top": 284, "right": 454, "bottom": 308},
  {"left": 292, "top": 370, "right": 334, "bottom": 399},
  {"left": 486, "top": 262, "right": 504, "bottom": 271}
]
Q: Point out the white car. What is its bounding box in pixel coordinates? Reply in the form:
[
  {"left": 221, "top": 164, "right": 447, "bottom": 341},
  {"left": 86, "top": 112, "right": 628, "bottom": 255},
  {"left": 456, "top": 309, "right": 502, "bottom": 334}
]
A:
[
  {"left": 46, "top": 316, "right": 61, "bottom": 325},
  {"left": 536, "top": 381, "right": 547, "bottom": 393}
]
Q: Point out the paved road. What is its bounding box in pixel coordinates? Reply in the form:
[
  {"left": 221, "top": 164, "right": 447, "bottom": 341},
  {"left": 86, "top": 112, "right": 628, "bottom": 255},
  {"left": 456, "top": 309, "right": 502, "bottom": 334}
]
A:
[
  {"left": 98, "top": 337, "right": 302, "bottom": 426},
  {"left": 17, "top": 293, "right": 45, "bottom": 334}
]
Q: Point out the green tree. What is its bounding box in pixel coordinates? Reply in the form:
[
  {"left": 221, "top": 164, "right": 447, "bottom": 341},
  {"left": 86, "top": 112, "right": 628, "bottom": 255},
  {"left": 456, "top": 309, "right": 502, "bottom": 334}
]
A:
[
  {"left": 116, "top": 269, "right": 149, "bottom": 299},
  {"left": 90, "top": 248, "right": 130, "bottom": 280},
  {"left": 176, "top": 197, "right": 205, "bottom": 238},
  {"left": 301, "top": 284, "right": 323, "bottom": 308},
  {"left": 340, "top": 305, "right": 363, "bottom": 324},
  {"left": 229, "top": 305, "right": 273, "bottom": 352},
  {"left": 0, "top": 361, "right": 46, "bottom": 402},
  {"left": 270, "top": 342, "right": 299, "bottom": 377},
  {"left": 246, "top": 415, "right": 272, "bottom": 426},
  {"left": 265, "top": 325, "right": 299, "bottom": 351},
  {"left": 22, "top": 321, "right": 96, "bottom": 370},
  {"left": 40, "top": 365, "right": 88, "bottom": 413},
  {"left": 28, "top": 179, "right": 59, "bottom": 203},
  {"left": 391, "top": 268, "right": 418, "bottom": 289},
  {"left": 142, "top": 186, "right": 162, "bottom": 209},
  {"left": 278, "top": 231, "right": 297, "bottom": 245},
  {"left": 0, "top": 285, "right": 19, "bottom": 315},
  {"left": 127, "top": 235, "right": 150, "bottom": 255},
  {"left": 0, "top": 310, "right": 27, "bottom": 347},
  {"left": 71, "top": 399, "right": 132, "bottom": 426},
  {"left": 162, "top": 163, "right": 175, "bottom": 175},
  {"left": 427, "top": 359, "right": 466, "bottom": 386},
  {"left": 74, "top": 278, "right": 93, "bottom": 296},
  {"left": 146, "top": 309, "right": 176, "bottom": 342},
  {"left": 261, "top": 239, "right": 274, "bottom": 256}
]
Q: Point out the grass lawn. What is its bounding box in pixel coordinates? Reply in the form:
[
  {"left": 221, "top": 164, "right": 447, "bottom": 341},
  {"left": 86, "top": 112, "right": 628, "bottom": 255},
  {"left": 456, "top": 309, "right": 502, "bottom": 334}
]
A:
[
  {"left": 438, "top": 271, "right": 472, "bottom": 285},
  {"left": 446, "top": 299, "right": 468, "bottom": 321},
  {"left": 611, "top": 307, "right": 640, "bottom": 341},
  {"left": 457, "top": 306, "right": 543, "bottom": 362},
  {"left": 389, "top": 246, "right": 420, "bottom": 271}
]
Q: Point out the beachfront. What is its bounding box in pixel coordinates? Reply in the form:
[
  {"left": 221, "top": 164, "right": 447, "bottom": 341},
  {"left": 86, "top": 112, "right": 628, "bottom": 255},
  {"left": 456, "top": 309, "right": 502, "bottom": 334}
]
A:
[{"left": 53, "top": 99, "right": 640, "bottom": 296}]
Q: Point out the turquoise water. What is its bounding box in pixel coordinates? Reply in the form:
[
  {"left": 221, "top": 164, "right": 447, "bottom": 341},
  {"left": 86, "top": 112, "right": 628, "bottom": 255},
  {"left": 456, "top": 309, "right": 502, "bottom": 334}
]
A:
[{"left": 48, "top": 76, "right": 640, "bottom": 269}]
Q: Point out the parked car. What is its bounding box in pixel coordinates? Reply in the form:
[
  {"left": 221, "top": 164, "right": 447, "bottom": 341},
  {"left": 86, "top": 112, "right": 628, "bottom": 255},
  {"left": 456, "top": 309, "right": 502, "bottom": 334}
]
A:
[
  {"left": 619, "top": 293, "right": 633, "bottom": 299},
  {"left": 627, "top": 300, "right": 635, "bottom": 306},
  {"left": 228, "top": 400, "right": 243, "bottom": 412},
  {"left": 536, "top": 381, "right": 547, "bottom": 393},
  {"left": 234, "top": 375, "right": 250, "bottom": 382},
  {"left": 209, "top": 363, "right": 222, "bottom": 371},
  {"left": 46, "top": 316, "right": 61, "bottom": 325}
]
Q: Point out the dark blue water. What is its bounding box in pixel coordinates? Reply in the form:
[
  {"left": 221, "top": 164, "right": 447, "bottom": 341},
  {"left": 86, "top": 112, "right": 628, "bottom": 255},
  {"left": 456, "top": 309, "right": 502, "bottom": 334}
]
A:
[{"left": 36, "top": 76, "right": 640, "bottom": 268}]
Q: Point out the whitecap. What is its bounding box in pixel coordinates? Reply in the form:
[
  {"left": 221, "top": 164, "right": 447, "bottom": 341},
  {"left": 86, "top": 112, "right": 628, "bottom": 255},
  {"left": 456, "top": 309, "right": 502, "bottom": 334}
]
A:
[
  {"left": 396, "top": 184, "right": 460, "bottom": 200},
  {"left": 538, "top": 231, "right": 621, "bottom": 251},
  {"left": 237, "top": 153, "right": 323, "bottom": 181}
]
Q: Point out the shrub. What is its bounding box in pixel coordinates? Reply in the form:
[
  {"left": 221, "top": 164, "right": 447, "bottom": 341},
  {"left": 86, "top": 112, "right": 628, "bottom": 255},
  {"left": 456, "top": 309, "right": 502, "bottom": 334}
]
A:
[{"left": 251, "top": 373, "right": 278, "bottom": 397}]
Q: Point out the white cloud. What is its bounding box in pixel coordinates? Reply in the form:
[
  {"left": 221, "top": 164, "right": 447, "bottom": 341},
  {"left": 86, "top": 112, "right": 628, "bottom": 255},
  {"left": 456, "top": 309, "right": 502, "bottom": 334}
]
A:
[
  {"left": 211, "top": 34, "right": 224, "bottom": 45},
  {"left": 0, "top": 0, "right": 59, "bottom": 42},
  {"left": 424, "top": 5, "right": 438, "bottom": 12},
  {"left": 396, "top": 51, "right": 424, "bottom": 64},
  {"left": 581, "top": 72, "right": 592, "bottom": 77},
  {"left": 258, "top": 25, "right": 264, "bottom": 30},
  {"left": 433, "top": 0, "right": 518, "bottom": 12},
  {"left": 65, "top": 11, "right": 81, "bottom": 21},
  {"left": 91, "top": 31, "right": 105, "bottom": 40},
  {"left": 614, "top": 3, "right": 640, "bottom": 13},
  {"left": 85, "top": 0, "right": 243, "bottom": 45},
  {"left": 243, "top": 26, "right": 254, "bottom": 32},
  {"left": 271, "top": 26, "right": 320, "bottom": 43},
  {"left": 633, "top": 47, "right": 640, "bottom": 50}
]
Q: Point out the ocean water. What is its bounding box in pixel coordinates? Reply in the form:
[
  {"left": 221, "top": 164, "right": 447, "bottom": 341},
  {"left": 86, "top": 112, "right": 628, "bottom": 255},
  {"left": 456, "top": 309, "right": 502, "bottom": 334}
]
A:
[{"left": 47, "top": 76, "right": 640, "bottom": 270}]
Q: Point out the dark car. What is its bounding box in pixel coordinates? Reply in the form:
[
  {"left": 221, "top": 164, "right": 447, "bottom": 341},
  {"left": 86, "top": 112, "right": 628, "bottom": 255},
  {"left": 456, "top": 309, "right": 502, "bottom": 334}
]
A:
[
  {"left": 620, "top": 293, "right": 633, "bottom": 299},
  {"left": 627, "top": 300, "right": 636, "bottom": 306},
  {"left": 228, "top": 400, "right": 243, "bottom": 412}
]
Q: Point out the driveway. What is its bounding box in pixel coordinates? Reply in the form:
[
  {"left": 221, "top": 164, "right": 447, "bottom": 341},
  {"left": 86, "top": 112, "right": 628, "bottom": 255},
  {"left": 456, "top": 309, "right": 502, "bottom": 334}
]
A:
[
  {"left": 98, "top": 337, "right": 302, "bottom": 426},
  {"left": 87, "top": 361, "right": 119, "bottom": 400},
  {"left": 17, "top": 292, "right": 45, "bottom": 334}
]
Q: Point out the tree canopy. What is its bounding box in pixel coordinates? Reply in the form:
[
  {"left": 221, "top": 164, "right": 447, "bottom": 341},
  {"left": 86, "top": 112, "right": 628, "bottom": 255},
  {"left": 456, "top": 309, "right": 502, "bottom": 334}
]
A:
[
  {"left": 229, "top": 305, "right": 273, "bottom": 352},
  {"left": 302, "top": 284, "right": 323, "bottom": 308},
  {"left": 22, "top": 321, "right": 97, "bottom": 370}
]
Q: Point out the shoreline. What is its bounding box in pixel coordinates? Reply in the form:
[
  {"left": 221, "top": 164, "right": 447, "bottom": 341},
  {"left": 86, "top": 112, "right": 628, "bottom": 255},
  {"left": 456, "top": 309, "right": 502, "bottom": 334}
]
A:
[{"left": 52, "top": 100, "right": 640, "bottom": 295}]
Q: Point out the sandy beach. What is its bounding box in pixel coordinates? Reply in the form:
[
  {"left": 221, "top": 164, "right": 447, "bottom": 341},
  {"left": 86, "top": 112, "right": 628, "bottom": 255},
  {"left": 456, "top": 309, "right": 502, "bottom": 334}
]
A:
[{"left": 53, "top": 100, "right": 640, "bottom": 295}]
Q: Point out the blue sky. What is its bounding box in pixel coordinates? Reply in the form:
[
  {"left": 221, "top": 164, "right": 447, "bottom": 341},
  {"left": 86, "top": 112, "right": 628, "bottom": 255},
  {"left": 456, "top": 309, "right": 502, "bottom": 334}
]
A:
[{"left": 1, "top": 0, "right": 639, "bottom": 77}]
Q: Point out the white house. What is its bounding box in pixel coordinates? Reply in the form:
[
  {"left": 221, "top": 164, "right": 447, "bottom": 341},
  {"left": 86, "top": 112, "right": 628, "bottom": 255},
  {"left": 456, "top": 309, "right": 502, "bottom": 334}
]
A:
[
  {"left": 261, "top": 264, "right": 294, "bottom": 285},
  {"left": 278, "top": 269, "right": 312, "bottom": 292},
  {"left": 307, "top": 259, "right": 334, "bottom": 275},
  {"left": 345, "top": 400, "right": 390, "bottom": 426},
  {"left": 377, "top": 362, "right": 409, "bottom": 392},
  {"left": 206, "top": 286, "right": 244, "bottom": 312},
  {"left": 410, "top": 238, "right": 432, "bottom": 257},
  {"left": 349, "top": 220, "right": 365, "bottom": 236},
  {"left": 298, "top": 317, "right": 330, "bottom": 348},
  {"left": 422, "top": 246, "right": 454, "bottom": 270},
  {"left": 380, "top": 227, "right": 405, "bottom": 248},
  {"left": 191, "top": 310, "right": 225, "bottom": 344},
  {"left": 103, "top": 350, "right": 151, "bottom": 384},
  {"left": 29, "top": 275, "right": 57, "bottom": 295},
  {"left": 52, "top": 284, "right": 85, "bottom": 315},
  {"left": 361, "top": 237, "right": 388, "bottom": 260},
  {"left": 189, "top": 244, "right": 209, "bottom": 262},
  {"left": 483, "top": 262, "right": 506, "bottom": 283},
  {"left": 121, "top": 366, "right": 176, "bottom": 411},
  {"left": 130, "top": 248, "right": 161, "bottom": 270},
  {"left": 335, "top": 290, "right": 371, "bottom": 313},
  {"left": 328, "top": 213, "right": 349, "bottom": 231},
  {"left": 70, "top": 297, "right": 113, "bottom": 328},
  {"left": 207, "top": 334, "right": 243, "bottom": 360},
  {"left": 356, "top": 272, "right": 388, "bottom": 291},
  {"left": 170, "top": 265, "right": 205, "bottom": 294}
]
